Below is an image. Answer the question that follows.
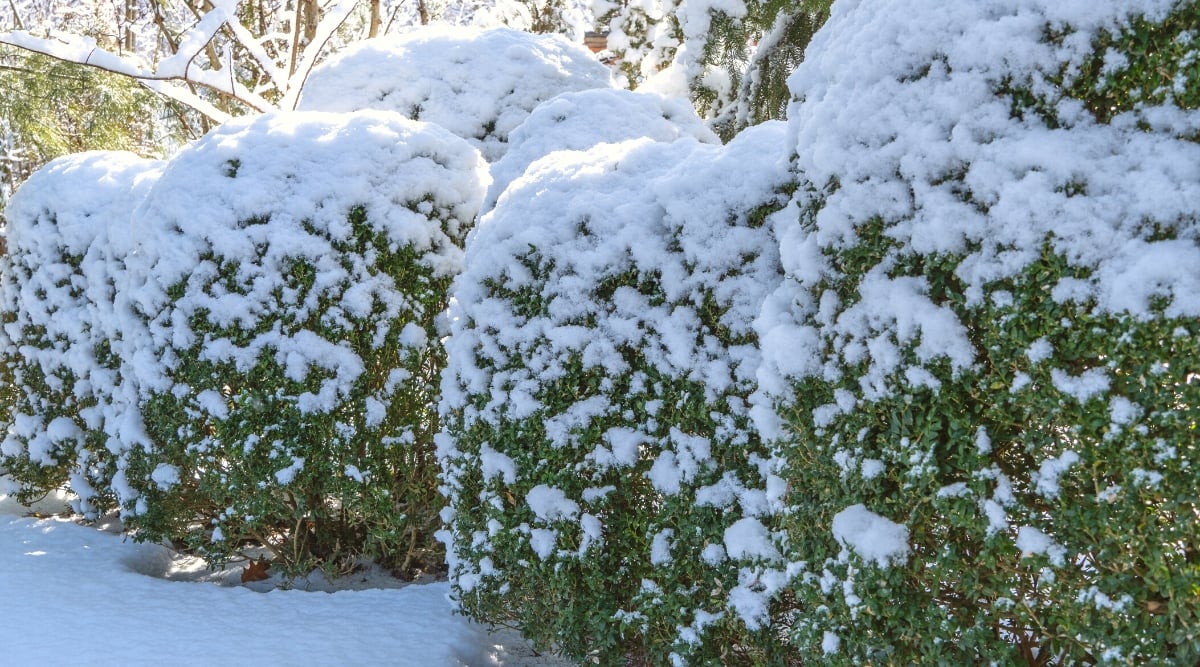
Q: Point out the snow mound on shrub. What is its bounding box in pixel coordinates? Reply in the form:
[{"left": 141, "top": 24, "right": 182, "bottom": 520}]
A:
[
  {"left": 117, "top": 110, "right": 487, "bottom": 569},
  {"left": 298, "top": 26, "right": 614, "bottom": 161},
  {"left": 831, "top": 504, "right": 909, "bottom": 567},
  {"left": 3, "top": 151, "right": 160, "bottom": 266},
  {"left": 757, "top": 0, "right": 1200, "bottom": 420},
  {"left": 484, "top": 88, "right": 718, "bottom": 211},
  {"left": 446, "top": 125, "right": 788, "bottom": 430},
  {"left": 123, "top": 110, "right": 486, "bottom": 398},
  {"left": 3, "top": 151, "right": 162, "bottom": 386}
]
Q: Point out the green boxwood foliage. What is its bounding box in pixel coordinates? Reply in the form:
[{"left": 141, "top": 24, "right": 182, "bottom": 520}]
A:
[
  {"left": 0, "top": 152, "right": 162, "bottom": 517},
  {"left": 119, "top": 111, "right": 486, "bottom": 576},
  {"left": 439, "top": 126, "right": 795, "bottom": 666},
  {"left": 758, "top": 1, "right": 1200, "bottom": 663}
]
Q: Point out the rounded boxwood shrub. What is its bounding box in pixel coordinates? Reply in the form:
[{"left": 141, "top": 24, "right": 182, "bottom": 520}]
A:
[
  {"left": 438, "top": 124, "right": 795, "bottom": 665},
  {"left": 0, "top": 151, "right": 162, "bottom": 517},
  {"left": 757, "top": 0, "right": 1200, "bottom": 662},
  {"left": 119, "top": 110, "right": 487, "bottom": 576}
]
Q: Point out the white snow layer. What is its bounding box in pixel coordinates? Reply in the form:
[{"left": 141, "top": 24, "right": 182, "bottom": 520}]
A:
[
  {"left": 0, "top": 496, "right": 556, "bottom": 666},
  {"left": 298, "top": 26, "right": 614, "bottom": 161},
  {"left": 1016, "top": 525, "right": 1067, "bottom": 566}
]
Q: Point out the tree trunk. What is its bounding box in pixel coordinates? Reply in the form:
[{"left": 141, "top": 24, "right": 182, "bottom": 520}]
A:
[
  {"left": 368, "top": 0, "right": 382, "bottom": 37},
  {"left": 302, "top": 0, "right": 319, "bottom": 42},
  {"left": 124, "top": 0, "right": 137, "bottom": 53}
]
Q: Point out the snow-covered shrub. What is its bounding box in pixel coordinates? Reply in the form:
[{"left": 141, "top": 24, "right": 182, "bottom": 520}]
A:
[
  {"left": 439, "top": 124, "right": 794, "bottom": 665},
  {"left": 120, "top": 111, "right": 487, "bottom": 575},
  {"left": 297, "top": 26, "right": 614, "bottom": 162},
  {"left": 757, "top": 0, "right": 1200, "bottom": 662},
  {"left": 483, "top": 88, "right": 718, "bottom": 212},
  {"left": 0, "top": 152, "right": 161, "bottom": 517}
]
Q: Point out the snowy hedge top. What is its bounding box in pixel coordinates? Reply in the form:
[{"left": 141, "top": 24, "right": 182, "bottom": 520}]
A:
[
  {"left": 4, "top": 151, "right": 162, "bottom": 262},
  {"left": 483, "top": 88, "right": 719, "bottom": 212},
  {"left": 758, "top": 0, "right": 1200, "bottom": 403},
  {"left": 1, "top": 151, "right": 163, "bottom": 374},
  {"left": 444, "top": 122, "right": 790, "bottom": 424},
  {"left": 122, "top": 110, "right": 487, "bottom": 394},
  {"left": 298, "top": 26, "right": 615, "bottom": 162}
]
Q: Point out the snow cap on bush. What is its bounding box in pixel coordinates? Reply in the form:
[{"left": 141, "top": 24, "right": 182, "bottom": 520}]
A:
[
  {"left": 0, "top": 151, "right": 162, "bottom": 517},
  {"left": 484, "top": 88, "right": 718, "bottom": 211},
  {"left": 759, "top": 0, "right": 1195, "bottom": 415},
  {"left": 298, "top": 26, "right": 615, "bottom": 161},
  {"left": 119, "top": 110, "right": 487, "bottom": 573},
  {"left": 123, "top": 110, "right": 486, "bottom": 390},
  {"left": 439, "top": 121, "right": 793, "bottom": 664}
]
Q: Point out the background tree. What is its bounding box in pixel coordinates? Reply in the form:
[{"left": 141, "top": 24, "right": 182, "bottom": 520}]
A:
[
  {"left": 711, "top": 0, "right": 830, "bottom": 135},
  {"left": 1, "top": 0, "right": 832, "bottom": 140},
  {"left": 0, "top": 0, "right": 379, "bottom": 122},
  {"left": 595, "top": 0, "right": 831, "bottom": 136},
  {"left": 0, "top": 48, "right": 173, "bottom": 208}
]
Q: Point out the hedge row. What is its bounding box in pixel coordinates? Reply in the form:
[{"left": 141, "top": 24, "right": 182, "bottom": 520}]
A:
[
  {"left": 1, "top": 25, "right": 614, "bottom": 578},
  {"left": 2, "top": 7, "right": 1198, "bottom": 665}
]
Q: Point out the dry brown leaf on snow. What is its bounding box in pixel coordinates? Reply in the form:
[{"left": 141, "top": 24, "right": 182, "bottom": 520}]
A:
[{"left": 241, "top": 558, "right": 271, "bottom": 584}]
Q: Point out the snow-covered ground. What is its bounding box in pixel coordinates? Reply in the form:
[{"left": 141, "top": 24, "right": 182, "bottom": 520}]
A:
[{"left": 0, "top": 490, "right": 574, "bottom": 666}]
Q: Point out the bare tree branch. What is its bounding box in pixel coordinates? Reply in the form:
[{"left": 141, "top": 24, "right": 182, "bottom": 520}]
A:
[
  {"left": 0, "top": 0, "right": 364, "bottom": 121},
  {"left": 279, "top": 0, "right": 357, "bottom": 110},
  {"left": 0, "top": 30, "right": 238, "bottom": 120},
  {"left": 7, "top": 0, "right": 23, "bottom": 31}
]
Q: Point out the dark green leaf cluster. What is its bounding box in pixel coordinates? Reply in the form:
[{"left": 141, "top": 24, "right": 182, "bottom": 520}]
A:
[
  {"left": 784, "top": 242, "right": 1199, "bottom": 663},
  {"left": 124, "top": 212, "right": 450, "bottom": 576}
]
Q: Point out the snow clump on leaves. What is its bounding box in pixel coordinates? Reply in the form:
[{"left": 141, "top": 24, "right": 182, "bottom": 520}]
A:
[
  {"left": 438, "top": 121, "right": 794, "bottom": 665},
  {"left": 119, "top": 110, "right": 487, "bottom": 575},
  {"left": 757, "top": 0, "right": 1200, "bottom": 661},
  {"left": 298, "top": 26, "right": 614, "bottom": 162}
]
